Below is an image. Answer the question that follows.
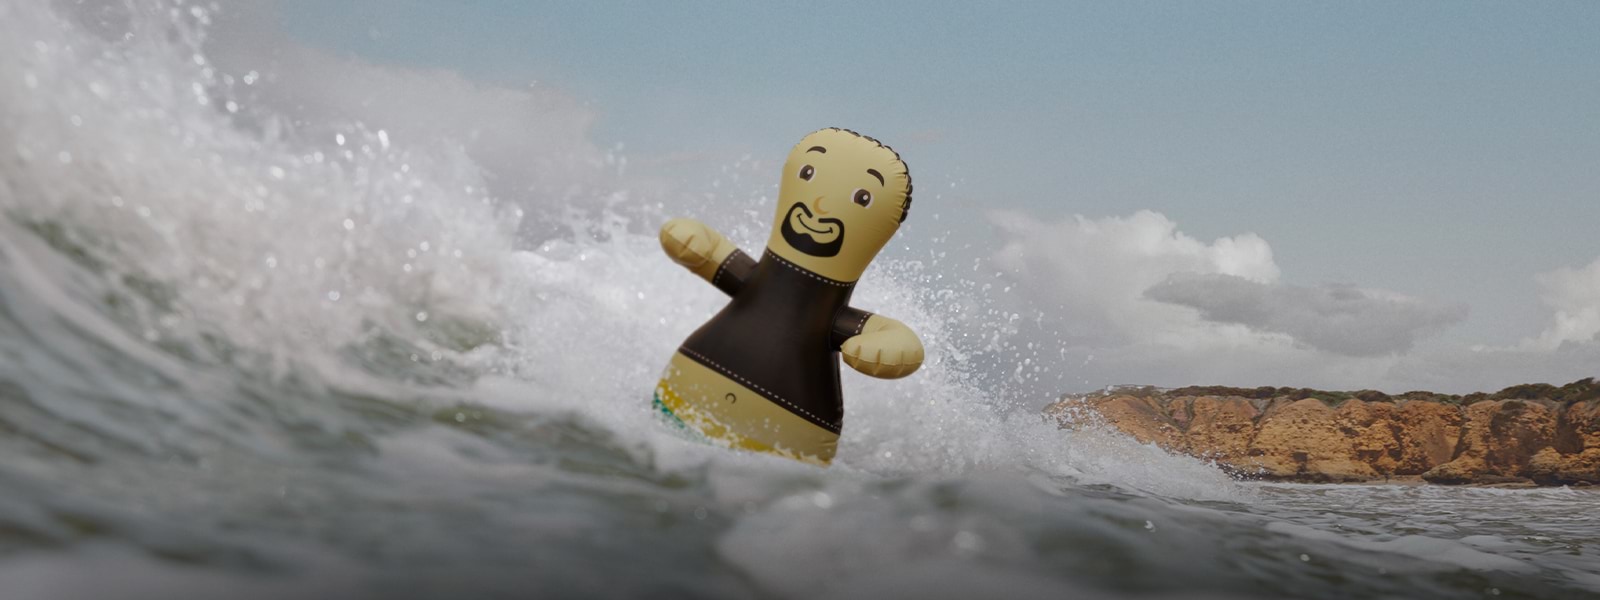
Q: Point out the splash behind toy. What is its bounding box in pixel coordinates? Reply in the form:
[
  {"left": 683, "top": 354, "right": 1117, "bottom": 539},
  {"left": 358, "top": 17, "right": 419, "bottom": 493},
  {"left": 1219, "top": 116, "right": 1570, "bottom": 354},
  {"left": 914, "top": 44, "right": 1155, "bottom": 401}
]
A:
[{"left": 654, "top": 128, "right": 924, "bottom": 465}]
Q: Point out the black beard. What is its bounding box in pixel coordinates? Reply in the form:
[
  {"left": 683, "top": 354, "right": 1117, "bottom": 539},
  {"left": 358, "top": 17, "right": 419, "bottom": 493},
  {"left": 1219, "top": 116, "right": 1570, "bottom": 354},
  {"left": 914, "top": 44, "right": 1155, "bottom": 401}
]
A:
[{"left": 780, "top": 203, "right": 845, "bottom": 257}]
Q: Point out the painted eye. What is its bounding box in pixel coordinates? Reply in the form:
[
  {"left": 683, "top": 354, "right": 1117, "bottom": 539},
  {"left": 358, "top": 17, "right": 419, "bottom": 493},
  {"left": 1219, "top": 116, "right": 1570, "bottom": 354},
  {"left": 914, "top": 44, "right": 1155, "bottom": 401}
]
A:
[
  {"left": 799, "top": 165, "right": 814, "bottom": 181},
  {"left": 852, "top": 189, "right": 872, "bottom": 207}
]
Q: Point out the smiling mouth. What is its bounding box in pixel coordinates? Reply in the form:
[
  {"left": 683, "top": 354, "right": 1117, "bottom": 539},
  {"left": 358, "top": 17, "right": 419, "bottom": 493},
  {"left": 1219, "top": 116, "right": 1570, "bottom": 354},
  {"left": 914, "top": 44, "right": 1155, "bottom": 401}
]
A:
[
  {"left": 796, "top": 214, "right": 835, "bottom": 235},
  {"left": 780, "top": 202, "right": 845, "bottom": 257}
]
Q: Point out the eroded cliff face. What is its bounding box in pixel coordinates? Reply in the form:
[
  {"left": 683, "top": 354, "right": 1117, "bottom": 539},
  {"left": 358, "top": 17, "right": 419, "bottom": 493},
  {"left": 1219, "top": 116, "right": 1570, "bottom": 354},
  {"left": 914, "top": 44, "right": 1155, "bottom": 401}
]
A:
[{"left": 1045, "top": 381, "right": 1600, "bottom": 485}]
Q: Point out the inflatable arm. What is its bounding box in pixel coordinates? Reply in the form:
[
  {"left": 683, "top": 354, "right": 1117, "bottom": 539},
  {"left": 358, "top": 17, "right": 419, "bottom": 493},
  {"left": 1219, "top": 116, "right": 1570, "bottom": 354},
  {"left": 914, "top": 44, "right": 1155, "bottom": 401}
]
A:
[
  {"left": 835, "top": 312, "right": 923, "bottom": 379},
  {"left": 659, "top": 218, "right": 756, "bottom": 295}
]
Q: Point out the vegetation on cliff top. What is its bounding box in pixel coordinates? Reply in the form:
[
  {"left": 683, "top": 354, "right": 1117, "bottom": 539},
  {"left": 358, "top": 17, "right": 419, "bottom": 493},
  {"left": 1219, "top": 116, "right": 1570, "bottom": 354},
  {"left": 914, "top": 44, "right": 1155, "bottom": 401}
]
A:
[{"left": 1075, "top": 378, "right": 1599, "bottom": 407}]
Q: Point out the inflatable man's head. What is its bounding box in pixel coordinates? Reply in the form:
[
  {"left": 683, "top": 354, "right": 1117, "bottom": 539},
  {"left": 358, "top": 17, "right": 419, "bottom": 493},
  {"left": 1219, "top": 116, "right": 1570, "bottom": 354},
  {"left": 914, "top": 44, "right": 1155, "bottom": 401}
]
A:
[{"left": 768, "top": 128, "right": 913, "bottom": 282}]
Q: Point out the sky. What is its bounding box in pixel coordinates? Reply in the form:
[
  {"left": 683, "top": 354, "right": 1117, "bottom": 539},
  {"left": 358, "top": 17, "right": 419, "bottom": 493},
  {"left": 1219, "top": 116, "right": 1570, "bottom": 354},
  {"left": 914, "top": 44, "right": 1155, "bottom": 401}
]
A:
[{"left": 260, "top": 1, "right": 1600, "bottom": 393}]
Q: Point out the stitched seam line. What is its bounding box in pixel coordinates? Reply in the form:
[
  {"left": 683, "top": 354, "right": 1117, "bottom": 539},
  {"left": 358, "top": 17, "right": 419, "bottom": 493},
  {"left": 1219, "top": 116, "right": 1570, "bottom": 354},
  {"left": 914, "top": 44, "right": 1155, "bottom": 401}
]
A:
[
  {"left": 679, "top": 347, "right": 841, "bottom": 431},
  {"left": 764, "top": 250, "right": 854, "bottom": 288},
  {"left": 854, "top": 311, "right": 871, "bottom": 336},
  {"left": 711, "top": 252, "right": 733, "bottom": 287}
]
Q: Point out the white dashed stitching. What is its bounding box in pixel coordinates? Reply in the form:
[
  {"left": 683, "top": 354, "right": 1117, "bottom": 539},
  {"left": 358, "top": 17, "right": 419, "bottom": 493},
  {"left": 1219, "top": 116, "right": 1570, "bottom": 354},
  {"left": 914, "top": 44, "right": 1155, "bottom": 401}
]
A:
[
  {"left": 678, "top": 346, "right": 841, "bottom": 431},
  {"left": 854, "top": 311, "right": 871, "bottom": 335},
  {"left": 764, "top": 250, "right": 854, "bottom": 288},
  {"left": 711, "top": 253, "right": 731, "bottom": 287}
]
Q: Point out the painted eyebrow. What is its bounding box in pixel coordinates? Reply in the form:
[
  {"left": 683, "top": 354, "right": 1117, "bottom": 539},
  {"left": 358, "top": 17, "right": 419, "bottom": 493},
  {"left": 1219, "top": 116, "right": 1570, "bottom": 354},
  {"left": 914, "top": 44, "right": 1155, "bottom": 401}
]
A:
[
  {"left": 866, "top": 169, "right": 884, "bottom": 186},
  {"left": 806, "top": 146, "right": 827, "bottom": 154}
]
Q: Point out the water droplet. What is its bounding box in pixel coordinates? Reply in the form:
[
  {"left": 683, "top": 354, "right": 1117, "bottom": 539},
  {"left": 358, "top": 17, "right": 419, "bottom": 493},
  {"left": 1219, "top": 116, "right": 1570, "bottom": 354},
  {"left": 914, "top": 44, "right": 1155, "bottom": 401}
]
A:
[
  {"left": 1299, "top": 554, "right": 1310, "bottom": 562},
  {"left": 264, "top": 255, "right": 277, "bottom": 268},
  {"left": 811, "top": 491, "right": 833, "bottom": 509},
  {"left": 243, "top": 70, "right": 259, "bottom": 85},
  {"left": 225, "top": 101, "right": 238, "bottom": 113},
  {"left": 953, "top": 530, "right": 984, "bottom": 553},
  {"left": 342, "top": 218, "right": 354, "bottom": 231},
  {"left": 454, "top": 412, "right": 465, "bottom": 423},
  {"left": 327, "top": 291, "right": 341, "bottom": 301},
  {"left": 415, "top": 311, "right": 428, "bottom": 322},
  {"left": 1144, "top": 520, "right": 1155, "bottom": 531},
  {"left": 693, "top": 506, "right": 708, "bottom": 520},
  {"left": 419, "top": 241, "right": 430, "bottom": 251},
  {"left": 268, "top": 165, "right": 285, "bottom": 179},
  {"left": 335, "top": 133, "right": 345, "bottom": 146},
  {"left": 378, "top": 129, "right": 390, "bottom": 149}
]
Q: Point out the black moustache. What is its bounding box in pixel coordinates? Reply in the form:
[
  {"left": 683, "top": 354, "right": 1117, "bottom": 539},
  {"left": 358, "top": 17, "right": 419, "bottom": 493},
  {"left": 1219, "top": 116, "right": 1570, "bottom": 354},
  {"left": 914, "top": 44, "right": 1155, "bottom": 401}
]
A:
[{"left": 780, "top": 203, "right": 845, "bottom": 258}]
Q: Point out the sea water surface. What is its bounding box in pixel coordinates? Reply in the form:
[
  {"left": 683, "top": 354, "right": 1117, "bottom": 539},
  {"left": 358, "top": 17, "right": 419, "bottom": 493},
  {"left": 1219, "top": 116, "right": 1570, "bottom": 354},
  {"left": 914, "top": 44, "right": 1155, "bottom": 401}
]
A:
[{"left": 1, "top": 3, "right": 1596, "bottom": 599}]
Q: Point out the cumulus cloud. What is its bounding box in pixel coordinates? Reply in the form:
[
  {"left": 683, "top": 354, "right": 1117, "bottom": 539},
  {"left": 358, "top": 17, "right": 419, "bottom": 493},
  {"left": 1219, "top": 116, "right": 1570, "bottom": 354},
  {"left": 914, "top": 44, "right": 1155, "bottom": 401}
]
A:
[
  {"left": 1525, "top": 256, "right": 1600, "bottom": 350},
  {"left": 989, "top": 209, "right": 1279, "bottom": 348},
  {"left": 1144, "top": 273, "right": 1467, "bottom": 356}
]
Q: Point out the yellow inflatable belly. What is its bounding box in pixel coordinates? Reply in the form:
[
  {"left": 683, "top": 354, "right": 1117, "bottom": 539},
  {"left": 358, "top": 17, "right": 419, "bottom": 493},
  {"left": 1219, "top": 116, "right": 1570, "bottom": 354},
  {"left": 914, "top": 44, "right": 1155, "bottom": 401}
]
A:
[{"left": 654, "top": 351, "right": 839, "bottom": 465}]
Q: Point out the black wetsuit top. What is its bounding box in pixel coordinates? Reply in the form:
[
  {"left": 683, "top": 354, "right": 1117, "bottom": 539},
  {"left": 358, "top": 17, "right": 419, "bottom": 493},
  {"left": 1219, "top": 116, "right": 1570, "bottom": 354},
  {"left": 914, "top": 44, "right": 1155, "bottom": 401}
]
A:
[{"left": 678, "top": 249, "right": 874, "bottom": 434}]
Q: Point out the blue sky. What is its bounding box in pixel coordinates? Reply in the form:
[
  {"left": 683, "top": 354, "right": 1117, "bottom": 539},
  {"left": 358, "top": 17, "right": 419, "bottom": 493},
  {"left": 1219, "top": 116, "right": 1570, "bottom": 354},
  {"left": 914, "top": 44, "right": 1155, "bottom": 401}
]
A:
[{"left": 269, "top": 1, "right": 1600, "bottom": 390}]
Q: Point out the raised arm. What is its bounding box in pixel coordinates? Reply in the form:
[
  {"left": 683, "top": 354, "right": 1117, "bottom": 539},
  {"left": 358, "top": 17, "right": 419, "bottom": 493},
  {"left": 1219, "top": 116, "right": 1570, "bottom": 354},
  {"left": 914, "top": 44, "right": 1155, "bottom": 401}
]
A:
[
  {"left": 659, "top": 218, "right": 756, "bottom": 296},
  {"left": 832, "top": 308, "right": 924, "bottom": 379}
]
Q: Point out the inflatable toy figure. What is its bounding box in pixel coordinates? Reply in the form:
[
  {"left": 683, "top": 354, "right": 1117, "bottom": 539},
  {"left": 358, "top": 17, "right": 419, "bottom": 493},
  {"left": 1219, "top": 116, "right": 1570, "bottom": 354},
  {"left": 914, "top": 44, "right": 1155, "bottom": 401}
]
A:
[{"left": 653, "top": 128, "right": 923, "bottom": 465}]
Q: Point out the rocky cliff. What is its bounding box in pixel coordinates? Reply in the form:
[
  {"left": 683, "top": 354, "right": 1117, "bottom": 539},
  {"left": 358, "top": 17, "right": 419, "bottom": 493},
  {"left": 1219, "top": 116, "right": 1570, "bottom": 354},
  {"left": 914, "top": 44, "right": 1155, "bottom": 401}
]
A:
[{"left": 1044, "top": 379, "right": 1600, "bottom": 485}]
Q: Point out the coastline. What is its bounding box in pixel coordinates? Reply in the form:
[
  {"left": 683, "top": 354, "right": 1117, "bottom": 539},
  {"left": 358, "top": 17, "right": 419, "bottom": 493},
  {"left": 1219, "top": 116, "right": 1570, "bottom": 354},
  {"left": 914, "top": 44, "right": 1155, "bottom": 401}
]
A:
[{"left": 1046, "top": 379, "right": 1600, "bottom": 487}]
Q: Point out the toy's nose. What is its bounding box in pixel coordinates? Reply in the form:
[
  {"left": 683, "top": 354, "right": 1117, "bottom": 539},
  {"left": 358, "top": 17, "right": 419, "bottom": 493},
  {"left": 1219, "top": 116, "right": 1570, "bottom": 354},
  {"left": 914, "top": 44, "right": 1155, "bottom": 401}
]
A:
[{"left": 811, "top": 196, "right": 828, "bottom": 215}]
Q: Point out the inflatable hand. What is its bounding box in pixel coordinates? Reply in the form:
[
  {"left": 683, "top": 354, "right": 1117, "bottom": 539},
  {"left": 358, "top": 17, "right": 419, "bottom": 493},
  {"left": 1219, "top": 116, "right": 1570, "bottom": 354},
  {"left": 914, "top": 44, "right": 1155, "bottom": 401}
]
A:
[
  {"left": 653, "top": 128, "right": 920, "bottom": 466},
  {"left": 841, "top": 315, "right": 924, "bottom": 379},
  {"left": 659, "top": 219, "right": 745, "bottom": 288},
  {"left": 660, "top": 217, "right": 730, "bottom": 267}
]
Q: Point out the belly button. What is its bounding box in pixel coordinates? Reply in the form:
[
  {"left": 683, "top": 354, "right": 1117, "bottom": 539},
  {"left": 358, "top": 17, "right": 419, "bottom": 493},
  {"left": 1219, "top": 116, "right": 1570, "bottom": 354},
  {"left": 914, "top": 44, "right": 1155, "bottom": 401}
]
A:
[{"left": 726, "top": 393, "right": 737, "bottom": 404}]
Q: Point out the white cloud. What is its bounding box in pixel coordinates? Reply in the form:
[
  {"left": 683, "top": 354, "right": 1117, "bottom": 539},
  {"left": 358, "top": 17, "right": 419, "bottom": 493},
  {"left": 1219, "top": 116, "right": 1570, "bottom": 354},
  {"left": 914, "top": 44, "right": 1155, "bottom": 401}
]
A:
[
  {"left": 1525, "top": 256, "right": 1600, "bottom": 350},
  {"left": 988, "top": 209, "right": 1279, "bottom": 349},
  {"left": 1145, "top": 273, "right": 1467, "bottom": 356}
]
